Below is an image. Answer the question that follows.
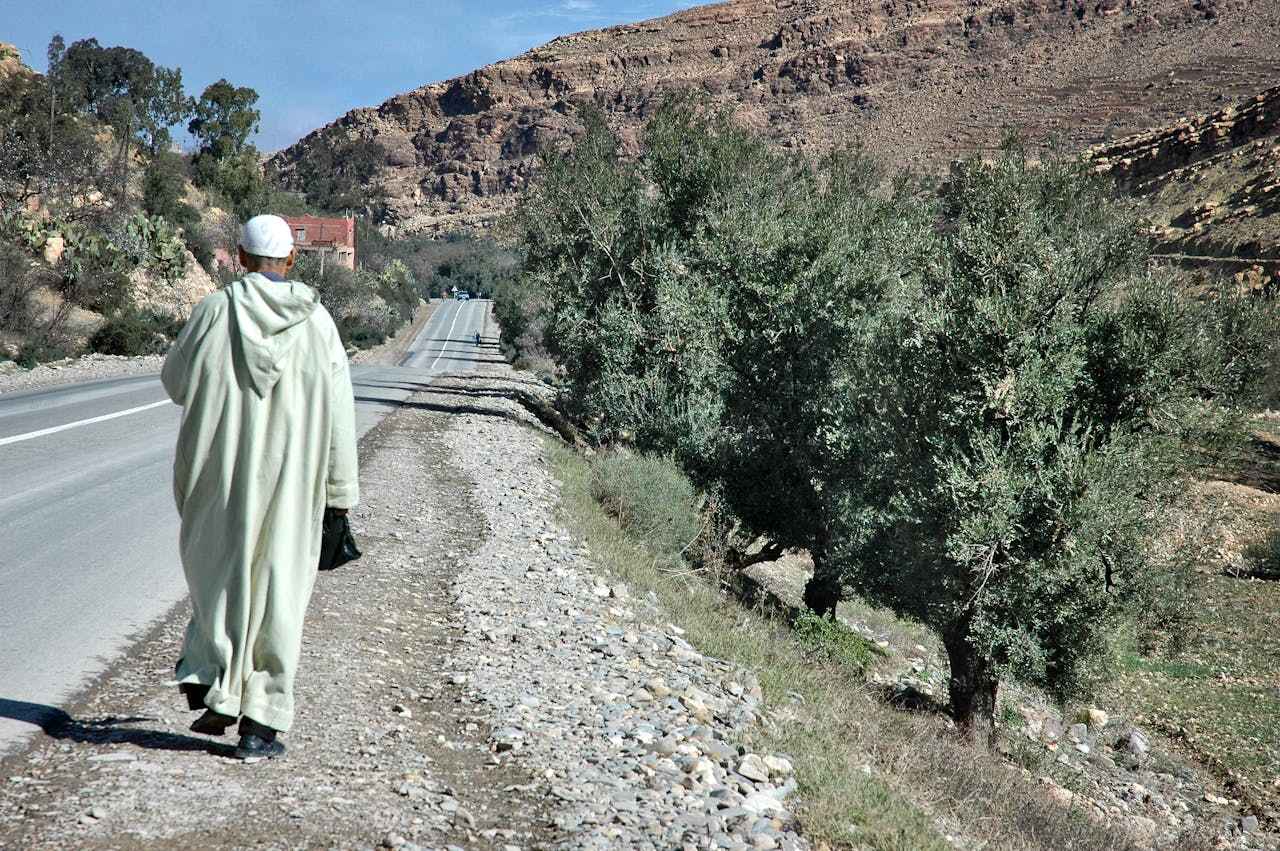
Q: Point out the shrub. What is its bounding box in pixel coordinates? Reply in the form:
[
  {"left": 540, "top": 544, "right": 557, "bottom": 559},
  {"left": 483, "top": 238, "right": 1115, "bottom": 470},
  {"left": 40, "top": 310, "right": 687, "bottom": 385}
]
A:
[
  {"left": 589, "top": 452, "right": 703, "bottom": 568},
  {"left": 88, "top": 309, "right": 182, "bottom": 355},
  {"left": 0, "top": 241, "right": 40, "bottom": 334},
  {"left": 16, "top": 337, "right": 72, "bottom": 367},
  {"left": 791, "top": 611, "right": 881, "bottom": 673}
]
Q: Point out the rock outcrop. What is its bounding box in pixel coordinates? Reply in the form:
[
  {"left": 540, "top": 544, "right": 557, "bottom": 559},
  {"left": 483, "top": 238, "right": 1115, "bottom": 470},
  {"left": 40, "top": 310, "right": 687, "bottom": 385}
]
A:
[
  {"left": 0, "top": 42, "right": 32, "bottom": 82},
  {"left": 1089, "top": 85, "right": 1280, "bottom": 274},
  {"left": 268, "top": 0, "right": 1280, "bottom": 232}
]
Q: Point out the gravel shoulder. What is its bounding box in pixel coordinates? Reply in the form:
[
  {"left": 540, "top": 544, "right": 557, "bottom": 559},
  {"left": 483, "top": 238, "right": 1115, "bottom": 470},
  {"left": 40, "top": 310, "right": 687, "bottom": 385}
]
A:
[
  {"left": 0, "top": 362, "right": 803, "bottom": 851},
  {"left": 0, "top": 354, "right": 164, "bottom": 396}
]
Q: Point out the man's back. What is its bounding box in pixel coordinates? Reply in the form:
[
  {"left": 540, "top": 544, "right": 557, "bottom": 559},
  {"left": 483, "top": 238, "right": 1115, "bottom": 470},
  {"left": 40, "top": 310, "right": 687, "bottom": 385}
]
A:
[{"left": 161, "top": 268, "right": 359, "bottom": 739}]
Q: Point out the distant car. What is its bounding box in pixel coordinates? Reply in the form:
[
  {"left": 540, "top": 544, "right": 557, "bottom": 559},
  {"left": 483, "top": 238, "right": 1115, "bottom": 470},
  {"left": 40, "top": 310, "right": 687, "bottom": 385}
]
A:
[{"left": 455, "top": 291, "right": 470, "bottom": 301}]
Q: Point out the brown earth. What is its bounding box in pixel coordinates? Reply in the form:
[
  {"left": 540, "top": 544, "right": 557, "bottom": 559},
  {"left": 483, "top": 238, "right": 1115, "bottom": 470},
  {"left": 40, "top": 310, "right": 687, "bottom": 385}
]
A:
[{"left": 267, "top": 0, "right": 1280, "bottom": 233}]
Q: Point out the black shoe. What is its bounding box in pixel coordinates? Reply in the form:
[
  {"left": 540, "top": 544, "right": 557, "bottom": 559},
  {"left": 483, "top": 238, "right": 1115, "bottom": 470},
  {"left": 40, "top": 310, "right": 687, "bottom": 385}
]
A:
[
  {"left": 234, "top": 717, "right": 285, "bottom": 760},
  {"left": 234, "top": 734, "right": 286, "bottom": 760},
  {"left": 189, "top": 709, "right": 237, "bottom": 736}
]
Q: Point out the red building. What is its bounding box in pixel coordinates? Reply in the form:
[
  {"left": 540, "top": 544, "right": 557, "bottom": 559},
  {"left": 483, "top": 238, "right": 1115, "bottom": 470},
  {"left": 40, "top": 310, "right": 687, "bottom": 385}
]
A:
[{"left": 282, "top": 215, "right": 357, "bottom": 271}]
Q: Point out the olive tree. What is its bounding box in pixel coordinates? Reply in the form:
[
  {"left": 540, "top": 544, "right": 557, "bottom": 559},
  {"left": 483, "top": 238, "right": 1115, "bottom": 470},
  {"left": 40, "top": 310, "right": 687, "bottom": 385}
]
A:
[
  {"left": 825, "top": 145, "right": 1276, "bottom": 739},
  {"left": 514, "top": 99, "right": 935, "bottom": 572}
]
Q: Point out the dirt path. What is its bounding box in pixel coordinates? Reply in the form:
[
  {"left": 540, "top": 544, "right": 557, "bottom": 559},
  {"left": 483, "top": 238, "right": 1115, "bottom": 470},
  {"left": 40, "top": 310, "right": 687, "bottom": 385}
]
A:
[{"left": 0, "top": 364, "right": 804, "bottom": 851}]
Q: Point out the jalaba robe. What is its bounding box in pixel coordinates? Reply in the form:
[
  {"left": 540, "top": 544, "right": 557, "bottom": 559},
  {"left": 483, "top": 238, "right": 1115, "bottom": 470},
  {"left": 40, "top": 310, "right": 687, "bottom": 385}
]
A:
[{"left": 161, "top": 272, "right": 359, "bottom": 731}]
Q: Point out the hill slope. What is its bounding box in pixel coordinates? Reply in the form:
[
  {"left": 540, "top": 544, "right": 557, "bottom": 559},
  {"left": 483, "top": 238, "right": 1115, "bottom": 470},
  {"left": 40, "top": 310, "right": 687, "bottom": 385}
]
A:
[
  {"left": 268, "top": 0, "right": 1280, "bottom": 232},
  {"left": 1089, "top": 84, "right": 1280, "bottom": 276}
]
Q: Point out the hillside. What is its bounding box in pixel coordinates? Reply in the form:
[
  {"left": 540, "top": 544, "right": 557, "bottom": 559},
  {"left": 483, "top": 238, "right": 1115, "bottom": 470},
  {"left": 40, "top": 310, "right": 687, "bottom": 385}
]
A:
[
  {"left": 268, "top": 0, "right": 1280, "bottom": 232},
  {"left": 1089, "top": 84, "right": 1280, "bottom": 277}
]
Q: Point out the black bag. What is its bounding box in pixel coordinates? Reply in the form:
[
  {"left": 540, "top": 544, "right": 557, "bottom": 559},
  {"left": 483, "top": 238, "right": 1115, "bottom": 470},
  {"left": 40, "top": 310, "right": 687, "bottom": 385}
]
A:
[{"left": 318, "top": 507, "right": 362, "bottom": 571}]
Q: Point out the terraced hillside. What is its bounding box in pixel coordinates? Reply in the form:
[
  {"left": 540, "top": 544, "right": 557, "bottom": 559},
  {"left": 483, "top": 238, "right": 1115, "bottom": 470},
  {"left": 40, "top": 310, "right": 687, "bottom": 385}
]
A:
[
  {"left": 1090, "top": 85, "right": 1280, "bottom": 278},
  {"left": 268, "top": 0, "right": 1280, "bottom": 232}
]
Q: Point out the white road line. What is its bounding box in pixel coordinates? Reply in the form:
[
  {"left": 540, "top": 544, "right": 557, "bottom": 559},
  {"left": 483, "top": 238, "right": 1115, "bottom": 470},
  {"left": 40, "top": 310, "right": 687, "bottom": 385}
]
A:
[
  {"left": 0, "top": 400, "right": 172, "bottom": 448},
  {"left": 429, "top": 301, "right": 467, "bottom": 372}
]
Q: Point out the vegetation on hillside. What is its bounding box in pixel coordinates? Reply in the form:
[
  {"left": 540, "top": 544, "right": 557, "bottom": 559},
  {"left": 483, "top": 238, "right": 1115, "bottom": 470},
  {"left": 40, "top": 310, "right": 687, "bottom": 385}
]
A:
[
  {"left": 500, "top": 97, "right": 1280, "bottom": 740},
  {"left": 0, "top": 33, "right": 452, "bottom": 363}
]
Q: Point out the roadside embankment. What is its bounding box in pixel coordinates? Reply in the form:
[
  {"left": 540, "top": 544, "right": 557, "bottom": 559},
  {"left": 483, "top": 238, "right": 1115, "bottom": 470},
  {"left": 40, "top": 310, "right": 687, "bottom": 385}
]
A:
[{"left": 0, "top": 362, "right": 804, "bottom": 850}]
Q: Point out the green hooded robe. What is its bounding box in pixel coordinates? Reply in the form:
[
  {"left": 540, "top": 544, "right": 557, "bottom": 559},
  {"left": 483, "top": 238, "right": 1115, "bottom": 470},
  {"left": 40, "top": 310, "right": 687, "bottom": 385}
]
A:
[{"left": 161, "top": 272, "right": 359, "bottom": 732}]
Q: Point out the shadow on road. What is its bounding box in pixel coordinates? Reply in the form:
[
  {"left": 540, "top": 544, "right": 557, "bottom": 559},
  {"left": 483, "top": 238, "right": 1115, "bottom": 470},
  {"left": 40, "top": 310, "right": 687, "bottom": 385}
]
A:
[{"left": 0, "top": 698, "right": 232, "bottom": 757}]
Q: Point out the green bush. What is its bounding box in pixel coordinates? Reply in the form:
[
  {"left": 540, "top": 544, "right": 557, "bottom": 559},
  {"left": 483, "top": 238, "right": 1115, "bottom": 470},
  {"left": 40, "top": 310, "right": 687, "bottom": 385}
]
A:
[
  {"left": 791, "top": 611, "right": 882, "bottom": 673},
  {"left": 16, "top": 338, "right": 72, "bottom": 367},
  {"left": 88, "top": 309, "right": 182, "bottom": 355},
  {"left": 589, "top": 452, "right": 703, "bottom": 568}
]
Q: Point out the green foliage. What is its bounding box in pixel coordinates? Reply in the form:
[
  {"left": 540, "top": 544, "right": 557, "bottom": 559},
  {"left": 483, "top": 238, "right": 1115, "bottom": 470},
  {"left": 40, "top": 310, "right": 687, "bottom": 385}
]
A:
[
  {"left": 293, "top": 250, "right": 415, "bottom": 349},
  {"left": 192, "top": 147, "right": 265, "bottom": 219},
  {"left": 513, "top": 98, "right": 1280, "bottom": 734},
  {"left": 186, "top": 79, "right": 270, "bottom": 219},
  {"left": 53, "top": 37, "right": 190, "bottom": 155},
  {"left": 589, "top": 452, "right": 704, "bottom": 568},
  {"left": 188, "top": 79, "right": 260, "bottom": 159},
  {"left": 287, "top": 136, "right": 387, "bottom": 214},
  {"left": 88, "top": 308, "right": 182, "bottom": 355},
  {"left": 122, "top": 212, "right": 188, "bottom": 282},
  {"left": 825, "top": 146, "right": 1277, "bottom": 725},
  {"left": 142, "top": 152, "right": 197, "bottom": 226},
  {"left": 15, "top": 338, "right": 72, "bottom": 368},
  {"left": 56, "top": 226, "right": 134, "bottom": 314},
  {"left": 792, "top": 611, "right": 882, "bottom": 673},
  {"left": 376, "top": 259, "right": 419, "bottom": 325}
]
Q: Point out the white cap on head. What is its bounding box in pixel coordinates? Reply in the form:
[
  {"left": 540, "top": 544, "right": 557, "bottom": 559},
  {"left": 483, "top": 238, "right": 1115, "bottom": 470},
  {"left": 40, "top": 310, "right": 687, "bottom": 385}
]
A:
[{"left": 239, "top": 214, "right": 295, "bottom": 259}]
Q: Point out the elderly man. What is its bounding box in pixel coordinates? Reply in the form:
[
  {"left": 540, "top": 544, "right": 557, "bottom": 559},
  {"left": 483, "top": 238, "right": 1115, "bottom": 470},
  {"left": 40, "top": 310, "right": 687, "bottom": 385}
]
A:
[{"left": 161, "top": 214, "right": 359, "bottom": 760}]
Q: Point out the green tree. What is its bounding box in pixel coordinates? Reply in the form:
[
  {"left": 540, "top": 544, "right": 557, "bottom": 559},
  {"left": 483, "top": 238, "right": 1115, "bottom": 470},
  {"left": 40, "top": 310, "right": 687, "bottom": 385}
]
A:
[
  {"left": 188, "top": 79, "right": 265, "bottom": 217},
  {"left": 288, "top": 136, "right": 387, "bottom": 215},
  {"left": 513, "top": 100, "right": 1280, "bottom": 743},
  {"left": 824, "top": 145, "right": 1277, "bottom": 739},
  {"left": 55, "top": 38, "right": 191, "bottom": 159},
  {"left": 188, "top": 79, "right": 260, "bottom": 159},
  {"left": 46, "top": 34, "right": 65, "bottom": 149}
]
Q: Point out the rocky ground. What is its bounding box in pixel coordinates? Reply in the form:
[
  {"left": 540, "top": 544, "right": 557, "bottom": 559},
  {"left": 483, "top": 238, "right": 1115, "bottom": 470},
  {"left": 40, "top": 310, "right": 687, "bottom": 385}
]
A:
[
  {"left": 0, "top": 364, "right": 805, "bottom": 851},
  {"left": 0, "top": 353, "right": 165, "bottom": 396},
  {"left": 745, "top": 554, "right": 1277, "bottom": 850}
]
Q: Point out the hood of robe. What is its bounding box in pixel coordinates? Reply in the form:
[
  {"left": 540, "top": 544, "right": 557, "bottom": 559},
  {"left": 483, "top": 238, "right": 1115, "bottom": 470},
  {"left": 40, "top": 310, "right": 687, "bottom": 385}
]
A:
[{"left": 227, "top": 272, "right": 321, "bottom": 397}]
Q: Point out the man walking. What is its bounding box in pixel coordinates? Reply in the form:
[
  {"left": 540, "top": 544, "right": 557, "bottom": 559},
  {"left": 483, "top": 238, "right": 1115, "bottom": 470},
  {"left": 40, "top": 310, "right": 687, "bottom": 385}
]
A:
[{"left": 162, "top": 214, "right": 359, "bottom": 760}]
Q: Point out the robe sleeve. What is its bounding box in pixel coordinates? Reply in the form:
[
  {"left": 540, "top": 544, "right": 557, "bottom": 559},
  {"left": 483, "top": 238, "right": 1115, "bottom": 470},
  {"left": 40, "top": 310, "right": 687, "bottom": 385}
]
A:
[
  {"left": 326, "top": 321, "right": 360, "bottom": 509},
  {"left": 162, "top": 294, "right": 219, "bottom": 405}
]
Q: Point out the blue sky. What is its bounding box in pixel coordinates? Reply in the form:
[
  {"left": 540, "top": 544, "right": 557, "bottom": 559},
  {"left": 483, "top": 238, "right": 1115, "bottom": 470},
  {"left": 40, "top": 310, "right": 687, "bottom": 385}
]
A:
[{"left": 6, "top": 0, "right": 696, "bottom": 152}]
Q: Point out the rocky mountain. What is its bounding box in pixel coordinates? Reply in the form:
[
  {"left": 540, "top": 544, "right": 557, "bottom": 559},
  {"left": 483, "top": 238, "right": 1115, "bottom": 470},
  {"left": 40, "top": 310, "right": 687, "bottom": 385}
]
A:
[
  {"left": 269, "top": 0, "right": 1280, "bottom": 233},
  {"left": 1089, "top": 84, "right": 1279, "bottom": 278}
]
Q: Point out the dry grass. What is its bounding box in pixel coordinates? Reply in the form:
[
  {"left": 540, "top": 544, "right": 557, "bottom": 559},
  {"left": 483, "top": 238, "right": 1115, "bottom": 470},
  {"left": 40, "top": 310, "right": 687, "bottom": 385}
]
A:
[{"left": 548, "top": 441, "right": 1138, "bottom": 851}]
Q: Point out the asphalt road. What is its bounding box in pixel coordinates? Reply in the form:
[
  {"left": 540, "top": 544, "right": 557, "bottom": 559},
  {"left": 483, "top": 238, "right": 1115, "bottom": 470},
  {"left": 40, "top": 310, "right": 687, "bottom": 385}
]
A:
[{"left": 0, "top": 297, "right": 494, "bottom": 753}]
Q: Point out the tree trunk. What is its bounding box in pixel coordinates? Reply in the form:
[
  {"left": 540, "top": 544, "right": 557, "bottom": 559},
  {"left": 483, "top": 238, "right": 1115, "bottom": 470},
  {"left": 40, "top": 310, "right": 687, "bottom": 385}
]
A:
[
  {"left": 802, "top": 536, "right": 840, "bottom": 618},
  {"left": 943, "top": 628, "right": 999, "bottom": 746}
]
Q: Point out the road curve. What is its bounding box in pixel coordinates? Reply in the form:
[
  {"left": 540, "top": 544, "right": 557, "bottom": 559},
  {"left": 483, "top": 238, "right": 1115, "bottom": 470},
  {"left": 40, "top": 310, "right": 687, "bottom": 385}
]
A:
[{"left": 0, "top": 298, "right": 495, "bottom": 753}]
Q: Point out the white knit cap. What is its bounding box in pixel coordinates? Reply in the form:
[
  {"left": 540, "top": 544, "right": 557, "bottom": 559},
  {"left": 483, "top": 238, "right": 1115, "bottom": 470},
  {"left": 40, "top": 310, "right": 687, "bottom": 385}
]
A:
[{"left": 239, "top": 214, "right": 295, "bottom": 259}]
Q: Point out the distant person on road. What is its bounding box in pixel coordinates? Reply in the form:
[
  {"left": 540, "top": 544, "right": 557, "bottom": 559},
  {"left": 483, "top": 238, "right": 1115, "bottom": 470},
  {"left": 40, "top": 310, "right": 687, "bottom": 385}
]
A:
[
  {"left": 474, "top": 331, "right": 481, "bottom": 346},
  {"left": 161, "top": 214, "right": 359, "bottom": 760}
]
